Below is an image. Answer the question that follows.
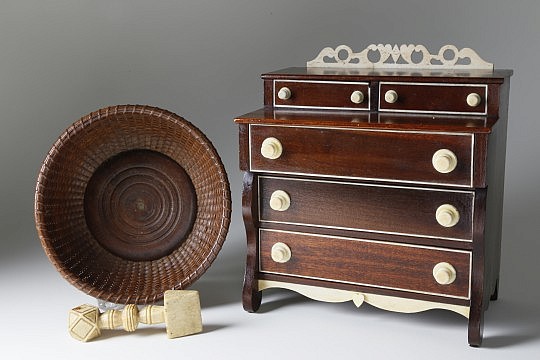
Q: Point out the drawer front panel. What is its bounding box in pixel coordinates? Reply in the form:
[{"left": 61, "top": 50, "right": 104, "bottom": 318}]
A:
[
  {"left": 259, "top": 176, "right": 474, "bottom": 241},
  {"left": 274, "top": 80, "right": 370, "bottom": 110},
  {"left": 379, "top": 82, "right": 487, "bottom": 114},
  {"left": 250, "top": 124, "right": 473, "bottom": 187},
  {"left": 259, "top": 229, "right": 471, "bottom": 299}
]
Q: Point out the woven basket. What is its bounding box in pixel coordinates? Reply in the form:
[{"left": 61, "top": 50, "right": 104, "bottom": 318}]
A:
[{"left": 34, "top": 105, "right": 231, "bottom": 304}]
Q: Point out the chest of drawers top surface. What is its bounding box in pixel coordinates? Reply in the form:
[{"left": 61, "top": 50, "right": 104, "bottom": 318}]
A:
[{"left": 263, "top": 67, "right": 513, "bottom": 78}]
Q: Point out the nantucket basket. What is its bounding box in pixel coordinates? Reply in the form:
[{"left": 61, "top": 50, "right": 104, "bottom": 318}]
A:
[{"left": 34, "top": 105, "right": 231, "bottom": 304}]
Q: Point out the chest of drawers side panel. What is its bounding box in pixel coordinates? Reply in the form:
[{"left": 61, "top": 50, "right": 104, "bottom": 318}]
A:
[
  {"left": 484, "top": 78, "right": 510, "bottom": 300},
  {"left": 486, "top": 81, "right": 502, "bottom": 118},
  {"left": 238, "top": 124, "right": 250, "bottom": 171},
  {"left": 264, "top": 79, "right": 273, "bottom": 109},
  {"left": 468, "top": 83, "right": 508, "bottom": 318},
  {"left": 468, "top": 78, "right": 509, "bottom": 346},
  {"left": 241, "top": 171, "right": 262, "bottom": 312},
  {"left": 468, "top": 187, "right": 488, "bottom": 346}
]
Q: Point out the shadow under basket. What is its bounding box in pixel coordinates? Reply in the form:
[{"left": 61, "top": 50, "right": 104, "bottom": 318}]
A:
[{"left": 34, "top": 105, "right": 231, "bottom": 304}]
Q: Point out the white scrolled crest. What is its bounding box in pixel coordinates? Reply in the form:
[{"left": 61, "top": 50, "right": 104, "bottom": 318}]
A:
[{"left": 307, "top": 44, "right": 493, "bottom": 70}]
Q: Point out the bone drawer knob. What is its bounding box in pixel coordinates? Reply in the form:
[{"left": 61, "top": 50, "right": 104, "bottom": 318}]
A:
[
  {"left": 384, "top": 90, "right": 398, "bottom": 104},
  {"left": 350, "top": 90, "right": 365, "bottom": 104},
  {"left": 261, "top": 137, "right": 283, "bottom": 160},
  {"left": 436, "top": 204, "right": 460, "bottom": 227},
  {"left": 466, "top": 92, "right": 482, "bottom": 107},
  {"left": 270, "top": 190, "right": 290, "bottom": 211},
  {"left": 277, "top": 87, "right": 292, "bottom": 100},
  {"left": 432, "top": 149, "right": 458, "bottom": 173},
  {"left": 68, "top": 290, "right": 202, "bottom": 342},
  {"left": 433, "top": 262, "right": 457, "bottom": 285},
  {"left": 271, "top": 242, "right": 292, "bottom": 263}
]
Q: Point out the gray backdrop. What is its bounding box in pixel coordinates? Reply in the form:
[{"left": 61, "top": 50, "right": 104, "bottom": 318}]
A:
[{"left": 1, "top": 0, "right": 539, "bottom": 358}]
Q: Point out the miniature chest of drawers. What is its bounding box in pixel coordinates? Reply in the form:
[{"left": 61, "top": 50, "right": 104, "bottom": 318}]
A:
[{"left": 234, "top": 45, "right": 512, "bottom": 346}]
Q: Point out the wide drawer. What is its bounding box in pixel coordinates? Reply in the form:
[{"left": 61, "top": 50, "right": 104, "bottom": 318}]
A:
[
  {"left": 259, "top": 176, "right": 475, "bottom": 242},
  {"left": 259, "top": 229, "right": 471, "bottom": 299},
  {"left": 250, "top": 124, "right": 474, "bottom": 187},
  {"left": 273, "top": 80, "right": 370, "bottom": 110},
  {"left": 379, "top": 82, "right": 487, "bottom": 115}
]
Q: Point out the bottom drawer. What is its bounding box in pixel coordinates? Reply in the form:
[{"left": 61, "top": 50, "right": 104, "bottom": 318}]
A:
[{"left": 259, "top": 229, "right": 471, "bottom": 299}]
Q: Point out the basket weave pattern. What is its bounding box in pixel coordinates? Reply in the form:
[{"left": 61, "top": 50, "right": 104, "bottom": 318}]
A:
[{"left": 35, "top": 105, "right": 231, "bottom": 304}]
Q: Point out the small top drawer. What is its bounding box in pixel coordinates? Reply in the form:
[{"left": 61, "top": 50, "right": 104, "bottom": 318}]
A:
[
  {"left": 379, "top": 82, "right": 487, "bottom": 115},
  {"left": 273, "top": 80, "right": 370, "bottom": 110}
]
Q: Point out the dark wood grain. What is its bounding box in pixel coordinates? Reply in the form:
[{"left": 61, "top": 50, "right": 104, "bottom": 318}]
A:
[
  {"left": 241, "top": 172, "right": 262, "bottom": 312},
  {"left": 259, "top": 176, "right": 475, "bottom": 241},
  {"left": 84, "top": 149, "right": 197, "bottom": 261},
  {"left": 473, "top": 134, "right": 489, "bottom": 189},
  {"left": 467, "top": 79, "right": 511, "bottom": 346},
  {"left": 261, "top": 221, "right": 475, "bottom": 251},
  {"left": 250, "top": 124, "right": 475, "bottom": 187},
  {"left": 238, "top": 124, "right": 249, "bottom": 171},
  {"left": 259, "top": 229, "right": 471, "bottom": 299},
  {"left": 273, "top": 80, "right": 369, "bottom": 110},
  {"left": 235, "top": 108, "right": 497, "bottom": 133},
  {"left": 262, "top": 67, "right": 512, "bottom": 117},
  {"left": 486, "top": 80, "right": 502, "bottom": 118},
  {"left": 468, "top": 188, "right": 487, "bottom": 346},
  {"left": 484, "top": 79, "right": 511, "bottom": 299},
  {"left": 263, "top": 79, "right": 273, "bottom": 109},
  {"left": 468, "top": 78, "right": 510, "bottom": 346},
  {"left": 379, "top": 83, "right": 487, "bottom": 114}
]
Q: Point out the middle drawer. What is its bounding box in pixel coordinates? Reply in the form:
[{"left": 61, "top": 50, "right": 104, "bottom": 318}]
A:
[{"left": 259, "top": 176, "right": 475, "bottom": 242}]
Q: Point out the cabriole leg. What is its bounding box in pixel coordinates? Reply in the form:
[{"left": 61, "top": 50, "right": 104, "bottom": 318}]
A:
[{"left": 241, "top": 171, "right": 261, "bottom": 312}]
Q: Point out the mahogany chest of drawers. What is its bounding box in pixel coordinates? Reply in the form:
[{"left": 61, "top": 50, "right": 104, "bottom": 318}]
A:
[{"left": 235, "top": 52, "right": 512, "bottom": 346}]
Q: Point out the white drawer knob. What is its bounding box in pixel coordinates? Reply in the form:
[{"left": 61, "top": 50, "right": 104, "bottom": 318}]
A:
[
  {"left": 384, "top": 90, "right": 398, "bottom": 104},
  {"left": 277, "top": 87, "right": 292, "bottom": 100},
  {"left": 271, "top": 242, "right": 292, "bottom": 263},
  {"left": 466, "top": 92, "right": 482, "bottom": 107},
  {"left": 432, "top": 149, "right": 458, "bottom": 173},
  {"left": 261, "top": 137, "right": 283, "bottom": 159},
  {"left": 350, "top": 90, "right": 365, "bottom": 104},
  {"left": 436, "top": 204, "right": 460, "bottom": 227},
  {"left": 270, "top": 190, "right": 290, "bottom": 211},
  {"left": 433, "top": 262, "right": 457, "bottom": 285}
]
